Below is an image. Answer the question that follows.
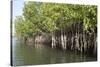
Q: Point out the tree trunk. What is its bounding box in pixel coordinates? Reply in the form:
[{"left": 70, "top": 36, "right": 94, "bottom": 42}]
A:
[
  {"left": 51, "top": 32, "right": 56, "bottom": 48},
  {"left": 93, "top": 32, "right": 97, "bottom": 55},
  {"left": 75, "top": 32, "right": 80, "bottom": 50},
  {"left": 80, "top": 33, "right": 83, "bottom": 52},
  {"left": 83, "top": 32, "right": 87, "bottom": 53},
  {"left": 61, "top": 29, "right": 65, "bottom": 49},
  {"left": 64, "top": 33, "right": 67, "bottom": 49}
]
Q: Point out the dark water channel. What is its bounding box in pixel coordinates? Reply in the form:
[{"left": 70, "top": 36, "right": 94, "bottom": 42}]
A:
[{"left": 12, "top": 37, "right": 97, "bottom": 66}]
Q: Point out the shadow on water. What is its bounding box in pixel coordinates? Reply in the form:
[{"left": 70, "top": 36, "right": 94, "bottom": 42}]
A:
[{"left": 12, "top": 38, "right": 97, "bottom": 66}]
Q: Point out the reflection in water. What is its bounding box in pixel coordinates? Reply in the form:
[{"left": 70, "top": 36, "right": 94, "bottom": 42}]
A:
[{"left": 12, "top": 38, "right": 97, "bottom": 66}]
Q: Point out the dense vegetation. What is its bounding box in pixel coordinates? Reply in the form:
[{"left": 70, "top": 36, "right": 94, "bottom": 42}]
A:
[{"left": 15, "top": 2, "right": 97, "bottom": 55}]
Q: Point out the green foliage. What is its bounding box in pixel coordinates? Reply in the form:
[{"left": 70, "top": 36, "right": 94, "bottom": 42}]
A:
[
  {"left": 15, "top": 2, "right": 97, "bottom": 37},
  {"left": 15, "top": 16, "right": 25, "bottom": 37},
  {"left": 83, "top": 6, "right": 97, "bottom": 31}
]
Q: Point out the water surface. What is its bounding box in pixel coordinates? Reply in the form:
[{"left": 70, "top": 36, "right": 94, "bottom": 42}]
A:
[{"left": 12, "top": 38, "right": 97, "bottom": 66}]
